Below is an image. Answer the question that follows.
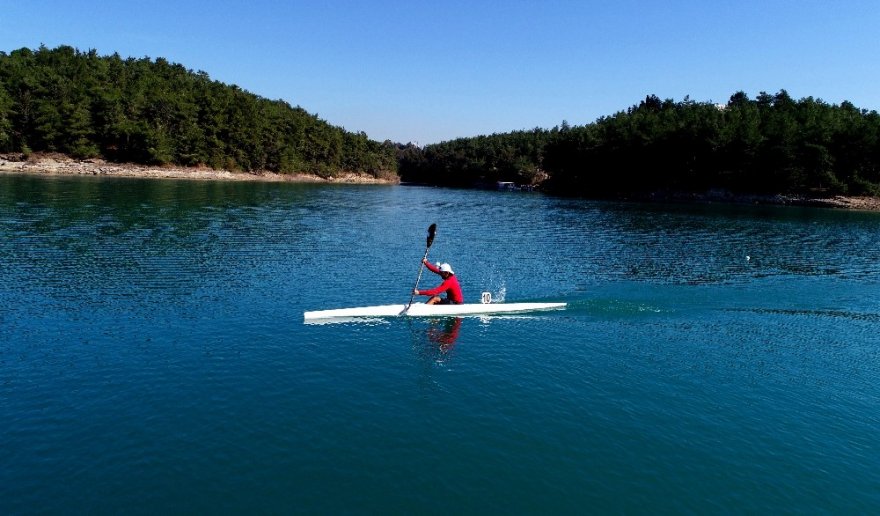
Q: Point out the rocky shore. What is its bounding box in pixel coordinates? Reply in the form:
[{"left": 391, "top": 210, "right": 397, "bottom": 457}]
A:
[
  {"left": 638, "top": 189, "right": 880, "bottom": 212},
  {"left": 787, "top": 195, "right": 880, "bottom": 211},
  {"left": 3, "top": 153, "right": 879, "bottom": 211},
  {"left": 0, "top": 153, "right": 398, "bottom": 185}
]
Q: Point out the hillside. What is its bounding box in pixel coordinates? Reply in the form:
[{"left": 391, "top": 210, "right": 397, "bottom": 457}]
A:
[
  {"left": 0, "top": 45, "right": 397, "bottom": 180},
  {"left": 400, "top": 93, "right": 880, "bottom": 198}
]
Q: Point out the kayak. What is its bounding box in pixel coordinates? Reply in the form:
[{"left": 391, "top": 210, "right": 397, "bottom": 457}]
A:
[
  {"left": 303, "top": 302, "right": 566, "bottom": 322},
  {"left": 306, "top": 224, "right": 567, "bottom": 323}
]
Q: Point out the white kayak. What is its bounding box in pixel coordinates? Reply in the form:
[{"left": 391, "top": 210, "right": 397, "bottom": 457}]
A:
[{"left": 303, "top": 302, "right": 566, "bottom": 322}]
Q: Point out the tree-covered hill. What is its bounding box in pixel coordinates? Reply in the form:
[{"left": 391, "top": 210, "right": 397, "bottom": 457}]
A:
[
  {"left": 397, "top": 128, "right": 554, "bottom": 187},
  {"left": 0, "top": 45, "right": 397, "bottom": 179},
  {"left": 5, "top": 46, "right": 877, "bottom": 196},
  {"left": 400, "top": 92, "right": 880, "bottom": 197}
]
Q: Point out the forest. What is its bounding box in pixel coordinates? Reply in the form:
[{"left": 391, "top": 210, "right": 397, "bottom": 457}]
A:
[
  {"left": 3, "top": 45, "right": 878, "bottom": 197},
  {"left": 0, "top": 45, "right": 397, "bottom": 179},
  {"left": 399, "top": 92, "right": 880, "bottom": 197}
]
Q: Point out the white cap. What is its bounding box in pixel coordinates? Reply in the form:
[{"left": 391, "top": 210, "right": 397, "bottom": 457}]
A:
[{"left": 439, "top": 263, "right": 454, "bottom": 274}]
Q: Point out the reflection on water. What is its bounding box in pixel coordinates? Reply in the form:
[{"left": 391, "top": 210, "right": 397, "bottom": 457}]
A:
[
  {"left": 411, "top": 317, "right": 462, "bottom": 365},
  {"left": 425, "top": 317, "right": 462, "bottom": 352}
]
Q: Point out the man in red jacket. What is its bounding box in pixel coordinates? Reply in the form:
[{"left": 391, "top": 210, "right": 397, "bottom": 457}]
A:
[{"left": 413, "top": 259, "right": 464, "bottom": 304}]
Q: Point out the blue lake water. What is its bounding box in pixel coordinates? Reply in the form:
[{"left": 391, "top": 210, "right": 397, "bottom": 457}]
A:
[{"left": 2, "top": 174, "right": 879, "bottom": 513}]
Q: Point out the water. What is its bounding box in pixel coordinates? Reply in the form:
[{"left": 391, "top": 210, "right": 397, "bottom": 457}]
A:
[{"left": 2, "top": 175, "right": 879, "bottom": 513}]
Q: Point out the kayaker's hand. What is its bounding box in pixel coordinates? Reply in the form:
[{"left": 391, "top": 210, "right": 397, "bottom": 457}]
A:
[
  {"left": 422, "top": 258, "right": 429, "bottom": 265},
  {"left": 413, "top": 289, "right": 419, "bottom": 295}
]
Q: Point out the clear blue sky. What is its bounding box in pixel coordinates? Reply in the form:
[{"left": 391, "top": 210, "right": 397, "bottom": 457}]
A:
[{"left": 2, "top": 1, "right": 878, "bottom": 145}]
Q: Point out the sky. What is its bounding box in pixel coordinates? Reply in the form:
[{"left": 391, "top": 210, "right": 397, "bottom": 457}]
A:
[{"left": 1, "top": 0, "right": 878, "bottom": 145}]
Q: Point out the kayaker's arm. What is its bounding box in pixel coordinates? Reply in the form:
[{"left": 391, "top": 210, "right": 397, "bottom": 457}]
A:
[
  {"left": 423, "top": 259, "right": 441, "bottom": 274},
  {"left": 415, "top": 279, "right": 452, "bottom": 297}
]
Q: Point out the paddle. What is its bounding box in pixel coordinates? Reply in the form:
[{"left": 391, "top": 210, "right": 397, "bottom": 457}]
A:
[{"left": 404, "top": 223, "right": 437, "bottom": 312}]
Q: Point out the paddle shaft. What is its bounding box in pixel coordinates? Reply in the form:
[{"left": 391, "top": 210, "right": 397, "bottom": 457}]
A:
[
  {"left": 405, "top": 224, "right": 437, "bottom": 311},
  {"left": 406, "top": 249, "right": 430, "bottom": 307}
]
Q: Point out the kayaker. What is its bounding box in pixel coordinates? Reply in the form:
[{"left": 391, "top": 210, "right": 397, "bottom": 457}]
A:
[{"left": 413, "top": 259, "right": 463, "bottom": 305}]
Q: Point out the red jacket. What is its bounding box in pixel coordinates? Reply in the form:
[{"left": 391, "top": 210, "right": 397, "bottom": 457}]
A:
[{"left": 420, "top": 262, "right": 464, "bottom": 303}]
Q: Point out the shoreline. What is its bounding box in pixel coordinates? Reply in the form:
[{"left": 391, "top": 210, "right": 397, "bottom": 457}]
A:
[
  {"left": 630, "top": 189, "right": 880, "bottom": 212},
  {"left": 3, "top": 154, "right": 880, "bottom": 212},
  {"left": 0, "top": 154, "right": 398, "bottom": 185}
]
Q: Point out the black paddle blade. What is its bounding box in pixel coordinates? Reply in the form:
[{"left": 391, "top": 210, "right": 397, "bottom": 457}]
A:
[{"left": 426, "top": 223, "right": 437, "bottom": 248}]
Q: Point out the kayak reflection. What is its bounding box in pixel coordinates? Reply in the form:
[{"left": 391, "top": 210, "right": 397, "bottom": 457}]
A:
[{"left": 425, "top": 317, "right": 462, "bottom": 352}]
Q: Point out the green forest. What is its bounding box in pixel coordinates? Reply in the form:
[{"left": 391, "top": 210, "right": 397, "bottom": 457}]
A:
[
  {"left": 399, "top": 92, "right": 880, "bottom": 197},
  {"left": 0, "top": 45, "right": 397, "bottom": 179},
  {"left": 3, "top": 45, "right": 879, "bottom": 197}
]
